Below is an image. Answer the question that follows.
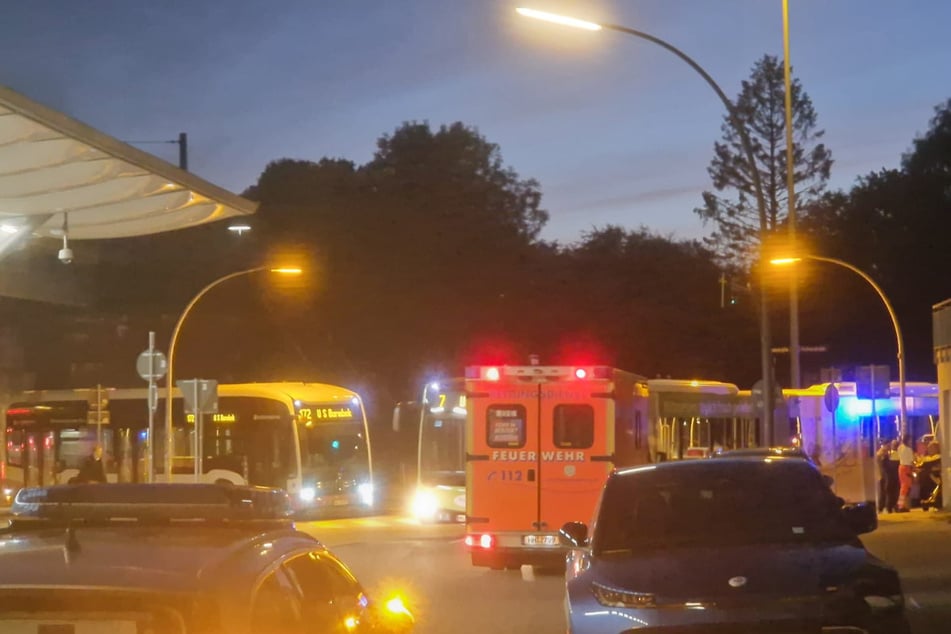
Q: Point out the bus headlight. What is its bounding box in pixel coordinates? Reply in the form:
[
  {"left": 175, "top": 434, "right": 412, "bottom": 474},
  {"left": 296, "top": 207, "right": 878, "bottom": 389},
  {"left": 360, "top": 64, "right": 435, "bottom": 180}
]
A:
[
  {"left": 357, "top": 482, "right": 374, "bottom": 506},
  {"left": 412, "top": 489, "right": 438, "bottom": 520},
  {"left": 299, "top": 487, "right": 316, "bottom": 503}
]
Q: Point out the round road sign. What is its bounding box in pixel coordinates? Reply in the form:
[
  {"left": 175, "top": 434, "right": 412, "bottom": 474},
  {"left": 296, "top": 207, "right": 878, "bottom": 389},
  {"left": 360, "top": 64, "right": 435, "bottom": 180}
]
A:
[
  {"left": 824, "top": 384, "right": 840, "bottom": 413},
  {"left": 137, "top": 350, "right": 168, "bottom": 381}
]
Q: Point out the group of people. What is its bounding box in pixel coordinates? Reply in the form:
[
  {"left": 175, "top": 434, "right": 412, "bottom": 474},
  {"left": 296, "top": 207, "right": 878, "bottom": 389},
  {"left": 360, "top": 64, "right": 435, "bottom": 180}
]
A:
[{"left": 876, "top": 435, "right": 941, "bottom": 513}]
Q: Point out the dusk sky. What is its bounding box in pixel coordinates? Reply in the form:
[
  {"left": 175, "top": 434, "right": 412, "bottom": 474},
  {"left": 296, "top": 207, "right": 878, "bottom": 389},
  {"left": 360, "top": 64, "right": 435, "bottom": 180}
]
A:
[{"left": 3, "top": 1, "right": 949, "bottom": 244}]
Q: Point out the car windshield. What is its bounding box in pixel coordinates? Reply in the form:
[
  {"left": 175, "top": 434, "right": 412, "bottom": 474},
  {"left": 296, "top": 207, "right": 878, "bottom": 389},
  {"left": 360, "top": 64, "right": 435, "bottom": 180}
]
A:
[{"left": 594, "top": 461, "right": 852, "bottom": 553}]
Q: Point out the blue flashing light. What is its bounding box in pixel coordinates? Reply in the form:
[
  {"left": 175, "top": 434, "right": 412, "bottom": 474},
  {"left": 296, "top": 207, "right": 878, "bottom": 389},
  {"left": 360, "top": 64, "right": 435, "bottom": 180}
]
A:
[
  {"left": 842, "top": 397, "right": 896, "bottom": 419},
  {"left": 350, "top": 396, "right": 359, "bottom": 406},
  {"left": 331, "top": 440, "right": 340, "bottom": 450}
]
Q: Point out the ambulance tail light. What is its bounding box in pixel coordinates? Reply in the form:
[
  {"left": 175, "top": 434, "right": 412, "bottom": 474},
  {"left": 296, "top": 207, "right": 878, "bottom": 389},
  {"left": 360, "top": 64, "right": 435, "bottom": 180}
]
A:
[{"left": 465, "top": 533, "right": 496, "bottom": 550}]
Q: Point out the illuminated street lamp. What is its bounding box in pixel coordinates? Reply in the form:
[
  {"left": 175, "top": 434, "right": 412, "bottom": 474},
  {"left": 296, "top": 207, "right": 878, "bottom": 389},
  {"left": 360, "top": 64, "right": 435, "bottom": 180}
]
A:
[
  {"left": 770, "top": 255, "right": 907, "bottom": 435},
  {"left": 162, "top": 265, "right": 303, "bottom": 480},
  {"left": 517, "top": 6, "right": 777, "bottom": 439}
]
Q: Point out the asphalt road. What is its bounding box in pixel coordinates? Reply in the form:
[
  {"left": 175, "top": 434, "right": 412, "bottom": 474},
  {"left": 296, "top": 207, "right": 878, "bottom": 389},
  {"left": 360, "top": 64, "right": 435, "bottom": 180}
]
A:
[{"left": 300, "top": 511, "right": 951, "bottom": 634}]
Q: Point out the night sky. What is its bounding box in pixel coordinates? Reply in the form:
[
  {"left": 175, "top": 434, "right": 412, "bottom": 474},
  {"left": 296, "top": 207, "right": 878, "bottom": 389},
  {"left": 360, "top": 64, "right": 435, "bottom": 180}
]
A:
[{"left": 3, "top": 0, "right": 948, "bottom": 243}]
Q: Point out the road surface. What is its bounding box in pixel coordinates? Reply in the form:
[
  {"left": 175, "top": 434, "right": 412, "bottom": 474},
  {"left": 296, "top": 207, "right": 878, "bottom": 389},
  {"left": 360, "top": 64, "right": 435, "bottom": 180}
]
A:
[{"left": 300, "top": 511, "right": 951, "bottom": 634}]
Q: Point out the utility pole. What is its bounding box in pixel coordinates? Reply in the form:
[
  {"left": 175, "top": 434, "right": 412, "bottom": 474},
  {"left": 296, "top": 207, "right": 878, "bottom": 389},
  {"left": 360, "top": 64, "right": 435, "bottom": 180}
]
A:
[
  {"left": 125, "top": 133, "right": 189, "bottom": 171},
  {"left": 178, "top": 132, "right": 188, "bottom": 171}
]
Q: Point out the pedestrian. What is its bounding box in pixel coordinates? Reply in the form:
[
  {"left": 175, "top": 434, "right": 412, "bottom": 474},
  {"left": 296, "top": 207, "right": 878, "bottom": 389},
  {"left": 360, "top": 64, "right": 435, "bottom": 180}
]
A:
[
  {"left": 896, "top": 434, "right": 915, "bottom": 512},
  {"left": 875, "top": 439, "right": 891, "bottom": 513},
  {"left": 75, "top": 445, "right": 107, "bottom": 484},
  {"left": 884, "top": 439, "right": 900, "bottom": 513}
]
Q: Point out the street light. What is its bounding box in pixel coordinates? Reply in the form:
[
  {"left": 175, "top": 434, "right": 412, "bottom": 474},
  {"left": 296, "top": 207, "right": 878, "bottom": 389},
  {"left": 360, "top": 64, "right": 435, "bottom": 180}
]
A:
[
  {"left": 770, "top": 255, "right": 907, "bottom": 435},
  {"left": 162, "top": 265, "right": 303, "bottom": 480},
  {"left": 516, "top": 6, "right": 777, "bottom": 440},
  {"left": 782, "top": 0, "right": 801, "bottom": 389}
]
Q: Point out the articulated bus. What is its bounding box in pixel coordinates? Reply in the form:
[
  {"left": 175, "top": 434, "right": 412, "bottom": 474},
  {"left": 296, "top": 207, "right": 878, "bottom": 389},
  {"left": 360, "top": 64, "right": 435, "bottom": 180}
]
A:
[
  {"left": 2, "top": 382, "right": 374, "bottom": 515},
  {"left": 463, "top": 365, "right": 650, "bottom": 569},
  {"left": 785, "top": 381, "right": 939, "bottom": 503},
  {"left": 646, "top": 379, "right": 760, "bottom": 461}
]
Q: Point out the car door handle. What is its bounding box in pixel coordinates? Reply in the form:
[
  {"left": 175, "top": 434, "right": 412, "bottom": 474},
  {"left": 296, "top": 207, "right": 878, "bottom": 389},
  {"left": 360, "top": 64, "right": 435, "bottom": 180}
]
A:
[{"left": 527, "top": 469, "right": 536, "bottom": 482}]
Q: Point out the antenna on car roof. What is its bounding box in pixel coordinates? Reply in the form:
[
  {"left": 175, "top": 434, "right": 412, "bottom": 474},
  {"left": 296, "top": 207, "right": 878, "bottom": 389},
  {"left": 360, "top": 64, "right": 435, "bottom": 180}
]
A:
[{"left": 64, "top": 523, "right": 81, "bottom": 562}]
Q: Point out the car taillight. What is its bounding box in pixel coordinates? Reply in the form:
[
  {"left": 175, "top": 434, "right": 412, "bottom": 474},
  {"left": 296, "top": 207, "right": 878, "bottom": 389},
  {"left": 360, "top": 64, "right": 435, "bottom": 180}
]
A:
[
  {"left": 464, "top": 534, "right": 495, "bottom": 549},
  {"left": 485, "top": 367, "right": 500, "bottom": 381},
  {"left": 574, "top": 368, "right": 587, "bottom": 379}
]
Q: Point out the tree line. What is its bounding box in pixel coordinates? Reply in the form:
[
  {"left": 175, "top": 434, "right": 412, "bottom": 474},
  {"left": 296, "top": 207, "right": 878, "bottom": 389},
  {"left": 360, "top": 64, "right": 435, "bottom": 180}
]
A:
[{"left": 15, "top": 56, "right": 951, "bottom": 434}]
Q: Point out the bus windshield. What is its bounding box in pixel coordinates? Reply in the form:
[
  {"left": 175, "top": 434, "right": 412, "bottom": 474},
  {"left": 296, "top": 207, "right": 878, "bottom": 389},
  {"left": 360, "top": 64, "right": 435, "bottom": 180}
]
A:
[{"left": 419, "top": 384, "right": 466, "bottom": 489}]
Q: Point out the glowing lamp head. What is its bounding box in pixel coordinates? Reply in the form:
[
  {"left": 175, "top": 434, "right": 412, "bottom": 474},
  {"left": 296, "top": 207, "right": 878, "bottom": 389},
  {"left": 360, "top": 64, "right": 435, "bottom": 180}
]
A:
[
  {"left": 574, "top": 368, "right": 588, "bottom": 380},
  {"left": 769, "top": 257, "right": 802, "bottom": 266},
  {"left": 485, "top": 367, "right": 501, "bottom": 381}
]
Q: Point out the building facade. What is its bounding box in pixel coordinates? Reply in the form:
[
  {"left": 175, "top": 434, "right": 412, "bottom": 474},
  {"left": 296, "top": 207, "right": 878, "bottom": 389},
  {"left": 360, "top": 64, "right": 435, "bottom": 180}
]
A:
[{"left": 932, "top": 299, "right": 951, "bottom": 511}]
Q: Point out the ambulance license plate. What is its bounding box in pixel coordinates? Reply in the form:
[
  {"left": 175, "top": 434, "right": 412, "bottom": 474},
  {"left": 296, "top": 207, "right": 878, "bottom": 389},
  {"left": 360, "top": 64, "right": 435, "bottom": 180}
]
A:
[{"left": 523, "top": 534, "right": 559, "bottom": 546}]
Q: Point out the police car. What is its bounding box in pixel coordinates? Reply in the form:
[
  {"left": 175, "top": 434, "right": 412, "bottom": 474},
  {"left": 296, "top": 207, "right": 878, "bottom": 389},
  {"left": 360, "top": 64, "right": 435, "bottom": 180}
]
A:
[{"left": 0, "top": 483, "right": 414, "bottom": 634}]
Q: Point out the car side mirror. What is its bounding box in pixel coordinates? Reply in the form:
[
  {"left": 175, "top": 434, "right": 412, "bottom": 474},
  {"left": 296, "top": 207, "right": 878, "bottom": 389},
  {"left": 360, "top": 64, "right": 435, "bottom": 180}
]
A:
[
  {"left": 841, "top": 501, "right": 877, "bottom": 535},
  {"left": 560, "top": 521, "right": 589, "bottom": 547}
]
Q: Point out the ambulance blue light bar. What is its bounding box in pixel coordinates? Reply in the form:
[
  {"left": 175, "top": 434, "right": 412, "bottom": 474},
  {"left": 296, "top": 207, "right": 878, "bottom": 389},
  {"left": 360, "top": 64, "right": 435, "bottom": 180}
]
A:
[{"left": 465, "top": 366, "right": 613, "bottom": 381}]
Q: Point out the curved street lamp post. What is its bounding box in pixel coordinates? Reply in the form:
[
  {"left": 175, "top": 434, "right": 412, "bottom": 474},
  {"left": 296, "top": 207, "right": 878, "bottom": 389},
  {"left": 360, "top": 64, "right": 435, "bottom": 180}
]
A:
[
  {"left": 161, "top": 266, "right": 302, "bottom": 481},
  {"left": 771, "top": 256, "right": 907, "bottom": 436},
  {"left": 516, "top": 7, "right": 777, "bottom": 439}
]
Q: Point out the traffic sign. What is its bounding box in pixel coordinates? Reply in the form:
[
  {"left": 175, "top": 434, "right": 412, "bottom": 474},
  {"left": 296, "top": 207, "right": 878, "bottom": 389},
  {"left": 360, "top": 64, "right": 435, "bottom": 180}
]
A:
[
  {"left": 823, "top": 384, "right": 840, "bottom": 413},
  {"left": 178, "top": 379, "right": 218, "bottom": 414},
  {"left": 855, "top": 365, "right": 890, "bottom": 400},
  {"left": 137, "top": 350, "right": 168, "bottom": 381}
]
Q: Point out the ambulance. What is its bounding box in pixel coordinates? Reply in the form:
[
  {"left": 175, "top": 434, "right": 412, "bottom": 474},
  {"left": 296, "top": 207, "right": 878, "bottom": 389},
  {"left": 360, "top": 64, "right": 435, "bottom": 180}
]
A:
[{"left": 463, "top": 364, "right": 649, "bottom": 569}]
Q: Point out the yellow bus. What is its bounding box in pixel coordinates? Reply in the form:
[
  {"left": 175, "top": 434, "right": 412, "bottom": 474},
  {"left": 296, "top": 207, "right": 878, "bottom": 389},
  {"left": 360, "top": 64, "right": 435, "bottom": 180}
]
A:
[{"left": 2, "top": 382, "right": 374, "bottom": 515}]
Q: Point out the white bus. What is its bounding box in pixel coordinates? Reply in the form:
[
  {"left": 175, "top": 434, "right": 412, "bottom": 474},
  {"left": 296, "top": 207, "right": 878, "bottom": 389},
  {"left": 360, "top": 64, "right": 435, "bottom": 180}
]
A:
[{"left": 2, "top": 382, "right": 374, "bottom": 515}]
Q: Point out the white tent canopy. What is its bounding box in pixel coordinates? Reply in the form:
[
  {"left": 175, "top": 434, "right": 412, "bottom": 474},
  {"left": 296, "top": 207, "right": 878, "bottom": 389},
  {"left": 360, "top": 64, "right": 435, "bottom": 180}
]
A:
[{"left": 0, "top": 83, "right": 256, "bottom": 257}]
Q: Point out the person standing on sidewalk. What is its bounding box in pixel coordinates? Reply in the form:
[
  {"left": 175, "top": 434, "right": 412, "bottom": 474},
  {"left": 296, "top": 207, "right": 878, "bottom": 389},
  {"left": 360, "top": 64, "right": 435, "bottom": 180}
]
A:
[
  {"left": 876, "top": 440, "right": 891, "bottom": 513},
  {"left": 896, "top": 434, "right": 915, "bottom": 512},
  {"left": 884, "top": 439, "right": 901, "bottom": 513}
]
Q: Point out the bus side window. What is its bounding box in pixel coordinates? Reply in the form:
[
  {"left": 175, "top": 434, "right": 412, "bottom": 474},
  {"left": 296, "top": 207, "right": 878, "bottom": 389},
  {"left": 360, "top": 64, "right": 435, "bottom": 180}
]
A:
[
  {"left": 634, "top": 410, "right": 642, "bottom": 449},
  {"left": 6, "top": 428, "right": 23, "bottom": 467}
]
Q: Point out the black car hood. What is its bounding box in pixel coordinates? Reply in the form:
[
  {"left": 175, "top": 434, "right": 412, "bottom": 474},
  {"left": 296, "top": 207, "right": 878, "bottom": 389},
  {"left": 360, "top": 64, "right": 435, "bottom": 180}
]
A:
[{"left": 590, "top": 540, "right": 876, "bottom": 601}]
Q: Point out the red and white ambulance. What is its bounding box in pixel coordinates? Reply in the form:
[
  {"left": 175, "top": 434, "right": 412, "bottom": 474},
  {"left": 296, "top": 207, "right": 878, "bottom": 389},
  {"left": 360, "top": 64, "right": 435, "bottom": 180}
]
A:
[{"left": 463, "top": 365, "right": 649, "bottom": 569}]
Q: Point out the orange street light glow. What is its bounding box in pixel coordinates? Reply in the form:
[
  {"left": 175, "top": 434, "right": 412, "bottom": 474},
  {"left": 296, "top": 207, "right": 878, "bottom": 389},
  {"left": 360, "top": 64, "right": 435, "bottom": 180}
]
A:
[
  {"left": 270, "top": 267, "right": 303, "bottom": 275},
  {"left": 516, "top": 7, "right": 602, "bottom": 31},
  {"left": 770, "top": 257, "right": 802, "bottom": 266}
]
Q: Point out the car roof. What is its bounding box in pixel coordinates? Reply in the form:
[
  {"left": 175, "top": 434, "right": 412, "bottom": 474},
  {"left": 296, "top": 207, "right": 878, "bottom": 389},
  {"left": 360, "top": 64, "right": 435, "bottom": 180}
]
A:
[
  {"left": 614, "top": 455, "right": 816, "bottom": 479},
  {"left": 0, "top": 483, "right": 322, "bottom": 594},
  {"left": 0, "top": 523, "right": 321, "bottom": 593}
]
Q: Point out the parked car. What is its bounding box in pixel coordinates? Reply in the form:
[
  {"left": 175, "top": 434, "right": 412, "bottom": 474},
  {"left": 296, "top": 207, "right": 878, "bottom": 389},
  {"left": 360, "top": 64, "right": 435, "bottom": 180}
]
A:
[
  {"left": 0, "top": 483, "right": 414, "bottom": 634},
  {"left": 560, "top": 457, "right": 909, "bottom": 634}
]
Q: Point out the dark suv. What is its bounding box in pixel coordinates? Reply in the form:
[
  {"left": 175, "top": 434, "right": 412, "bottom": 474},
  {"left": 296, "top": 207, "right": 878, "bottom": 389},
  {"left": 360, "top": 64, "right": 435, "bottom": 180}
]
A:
[
  {"left": 0, "top": 483, "right": 414, "bottom": 634},
  {"left": 560, "top": 457, "right": 909, "bottom": 634}
]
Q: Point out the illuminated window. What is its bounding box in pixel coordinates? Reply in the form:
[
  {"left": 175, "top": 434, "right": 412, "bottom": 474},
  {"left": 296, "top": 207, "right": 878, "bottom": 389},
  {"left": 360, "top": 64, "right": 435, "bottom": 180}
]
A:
[{"left": 486, "top": 405, "right": 527, "bottom": 448}]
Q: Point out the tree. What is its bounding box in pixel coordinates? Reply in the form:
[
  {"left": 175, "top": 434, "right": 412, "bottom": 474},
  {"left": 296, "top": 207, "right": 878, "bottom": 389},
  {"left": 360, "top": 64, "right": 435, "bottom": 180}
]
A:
[
  {"left": 696, "top": 55, "right": 833, "bottom": 265},
  {"left": 801, "top": 98, "right": 951, "bottom": 378}
]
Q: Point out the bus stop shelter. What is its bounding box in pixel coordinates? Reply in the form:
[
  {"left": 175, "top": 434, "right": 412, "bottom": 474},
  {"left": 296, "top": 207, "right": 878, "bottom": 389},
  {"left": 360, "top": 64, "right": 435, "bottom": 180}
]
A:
[{"left": 0, "top": 83, "right": 256, "bottom": 302}]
